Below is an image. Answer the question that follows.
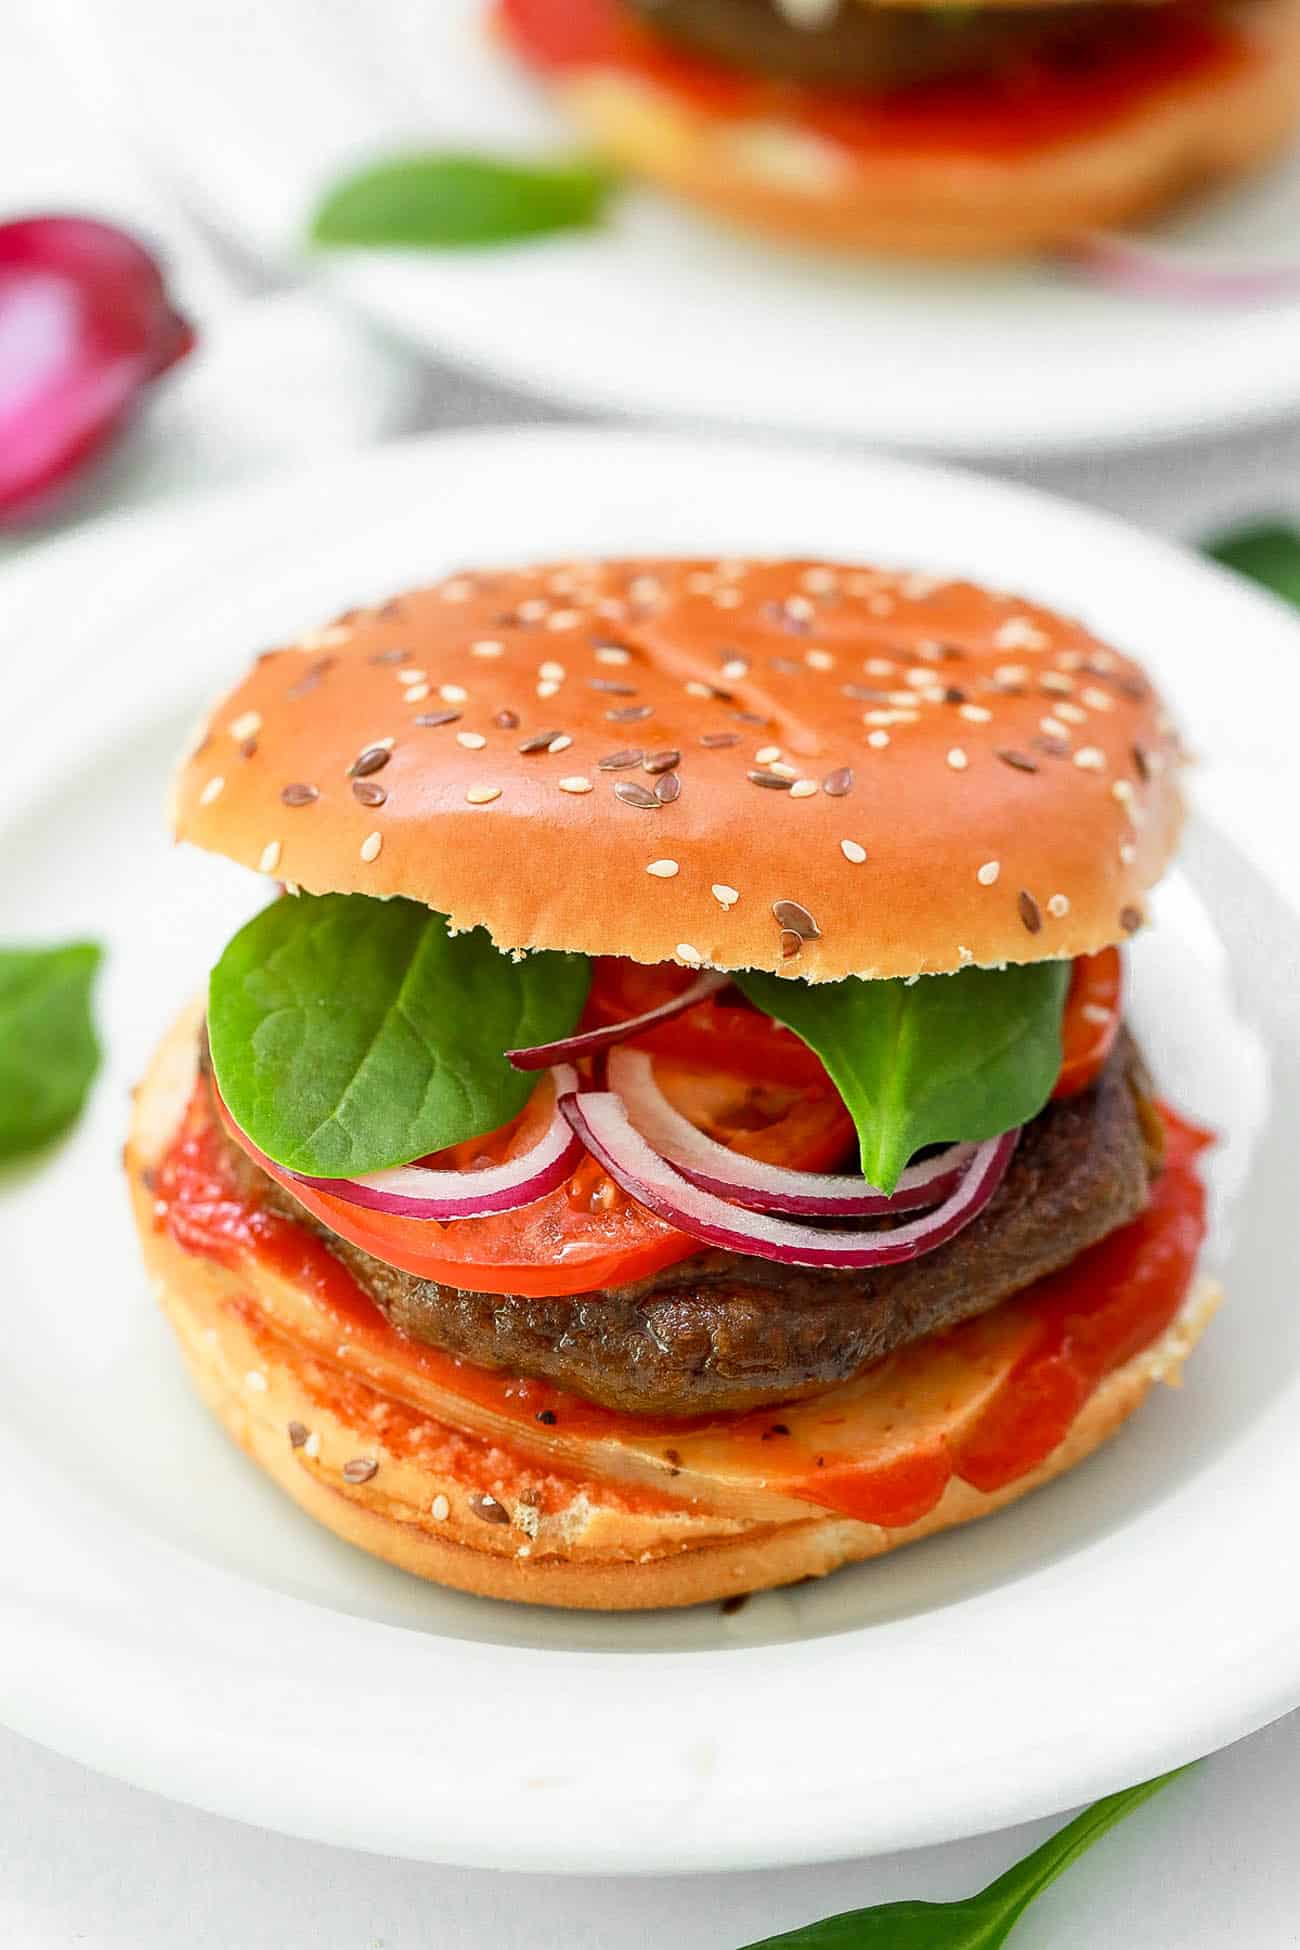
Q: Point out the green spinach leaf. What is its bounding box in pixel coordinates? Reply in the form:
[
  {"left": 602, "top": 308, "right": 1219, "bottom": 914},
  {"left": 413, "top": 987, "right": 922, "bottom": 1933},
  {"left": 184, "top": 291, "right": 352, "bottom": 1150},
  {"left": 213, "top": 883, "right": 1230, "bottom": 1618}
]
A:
[
  {"left": 311, "top": 153, "right": 613, "bottom": 249},
  {"left": 0, "top": 942, "right": 102, "bottom": 1162},
  {"left": 207, "top": 894, "right": 590, "bottom": 1176},
  {"left": 737, "top": 1772, "right": 1183, "bottom": 1949},
  {"left": 735, "top": 961, "right": 1069, "bottom": 1195},
  {"left": 1204, "top": 522, "right": 1300, "bottom": 607}
]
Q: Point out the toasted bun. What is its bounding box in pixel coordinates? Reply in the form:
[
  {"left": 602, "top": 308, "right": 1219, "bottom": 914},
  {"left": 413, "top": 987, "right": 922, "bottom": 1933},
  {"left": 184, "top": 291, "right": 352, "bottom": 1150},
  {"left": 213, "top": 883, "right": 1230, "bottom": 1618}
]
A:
[
  {"left": 172, "top": 558, "right": 1181, "bottom": 982},
  {"left": 532, "top": 0, "right": 1300, "bottom": 256},
  {"left": 127, "top": 1004, "right": 1219, "bottom": 1611}
]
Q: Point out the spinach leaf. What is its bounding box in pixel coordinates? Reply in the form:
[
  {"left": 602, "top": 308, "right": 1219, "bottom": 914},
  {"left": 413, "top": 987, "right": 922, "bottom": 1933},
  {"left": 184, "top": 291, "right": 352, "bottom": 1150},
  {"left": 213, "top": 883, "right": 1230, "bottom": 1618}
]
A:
[
  {"left": 207, "top": 895, "right": 589, "bottom": 1176},
  {"left": 0, "top": 942, "right": 102, "bottom": 1162},
  {"left": 735, "top": 961, "right": 1069, "bottom": 1195},
  {"left": 1204, "top": 522, "right": 1300, "bottom": 607},
  {"left": 311, "top": 153, "right": 612, "bottom": 249},
  {"left": 737, "top": 1772, "right": 1183, "bottom": 1949}
]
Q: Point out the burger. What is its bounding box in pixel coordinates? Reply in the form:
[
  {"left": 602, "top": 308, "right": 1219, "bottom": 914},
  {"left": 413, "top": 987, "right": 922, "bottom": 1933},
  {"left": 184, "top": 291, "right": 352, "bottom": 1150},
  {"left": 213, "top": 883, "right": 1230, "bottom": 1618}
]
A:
[
  {"left": 127, "top": 556, "right": 1216, "bottom": 1610},
  {"left": 493, "top": 0, "right": 1300, "bottom": 255}
]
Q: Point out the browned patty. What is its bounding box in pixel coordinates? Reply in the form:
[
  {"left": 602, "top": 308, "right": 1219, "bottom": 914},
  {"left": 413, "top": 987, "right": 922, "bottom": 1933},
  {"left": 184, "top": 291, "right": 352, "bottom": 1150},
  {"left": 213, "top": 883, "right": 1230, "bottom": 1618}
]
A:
[
  {"left": 210, "top": 1029, "right": 1159, "bottom": 1419},
  {"left": 625, "top": 0, "right": 1175, "bottom": 91}
]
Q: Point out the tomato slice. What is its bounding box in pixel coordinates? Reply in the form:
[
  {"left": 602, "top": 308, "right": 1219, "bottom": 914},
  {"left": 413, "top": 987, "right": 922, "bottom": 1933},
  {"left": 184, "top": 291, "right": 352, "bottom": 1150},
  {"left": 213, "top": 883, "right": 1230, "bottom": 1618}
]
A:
[
  {"left": 218, "top": 1034, "right": 855, "bottom": 1299},
  {"left": 1053, "top": 948, "right": 1123, "bottom": 1100},
  {"left": 585, "top": 955, "right": 833, "bottom": 1087}
]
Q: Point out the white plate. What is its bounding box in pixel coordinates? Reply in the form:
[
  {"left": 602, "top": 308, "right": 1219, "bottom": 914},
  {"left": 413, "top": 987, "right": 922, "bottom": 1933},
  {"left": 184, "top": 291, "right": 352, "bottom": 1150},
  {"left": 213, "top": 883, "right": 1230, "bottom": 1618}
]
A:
[
  {"left": 41, "top": 0, "right": 1300, "bottom": 457},
  {"left": 2, "top": 428, "right": 1300, "bottom": 1873}
]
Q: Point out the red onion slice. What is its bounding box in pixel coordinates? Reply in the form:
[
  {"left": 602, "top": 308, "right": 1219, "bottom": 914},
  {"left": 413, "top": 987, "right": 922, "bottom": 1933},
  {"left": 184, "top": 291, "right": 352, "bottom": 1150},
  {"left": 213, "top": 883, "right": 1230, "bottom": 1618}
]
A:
[
  {"left": 1069, "top": 231, "right": 1300, "bottom": 304},
  {"left": 606, "top": 1046, "right": 975, "bottom": 1215},
  {"left": 274, "top": 1065, "right": 583, "bottom": 1219},
  {"left": 559, "top": 1081, "right": 1018, "bottom": 1269},
  {"left": 507, "top": 969, "right": 729, "bottom": 1071}
]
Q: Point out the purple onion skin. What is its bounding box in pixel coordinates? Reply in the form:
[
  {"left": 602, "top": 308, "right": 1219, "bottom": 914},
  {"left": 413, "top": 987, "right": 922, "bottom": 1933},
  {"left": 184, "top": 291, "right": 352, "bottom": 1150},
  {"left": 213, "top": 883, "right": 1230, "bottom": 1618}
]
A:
[{"left": 0, "top": 216, "right": 195, "bottom": 525}]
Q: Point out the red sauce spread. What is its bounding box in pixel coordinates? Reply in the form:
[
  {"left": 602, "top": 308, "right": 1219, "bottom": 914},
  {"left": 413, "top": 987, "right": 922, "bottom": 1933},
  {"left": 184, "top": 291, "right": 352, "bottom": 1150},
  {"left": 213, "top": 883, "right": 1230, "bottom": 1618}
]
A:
[
  {"left": 154, "top": 1083, "right": 1211, "bottom": 1527},
  {"left": 496, "top": 0, "right": 1248, "bottom": 160}
]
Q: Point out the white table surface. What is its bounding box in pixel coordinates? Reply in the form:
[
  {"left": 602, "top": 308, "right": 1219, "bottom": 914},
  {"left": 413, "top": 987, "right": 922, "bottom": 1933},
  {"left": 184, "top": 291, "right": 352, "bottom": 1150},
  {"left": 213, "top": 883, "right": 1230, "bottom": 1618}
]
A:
[{"left": 7, "top": 10, "right": 1300, "bottom": 1946}]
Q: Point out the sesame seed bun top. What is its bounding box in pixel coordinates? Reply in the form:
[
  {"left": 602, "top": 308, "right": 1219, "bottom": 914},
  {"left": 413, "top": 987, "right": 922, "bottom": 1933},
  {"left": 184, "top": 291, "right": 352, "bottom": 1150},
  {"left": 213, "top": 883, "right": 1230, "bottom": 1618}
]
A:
[{"left": 170, "top": 558, "right": 1183, "bottom": 982}]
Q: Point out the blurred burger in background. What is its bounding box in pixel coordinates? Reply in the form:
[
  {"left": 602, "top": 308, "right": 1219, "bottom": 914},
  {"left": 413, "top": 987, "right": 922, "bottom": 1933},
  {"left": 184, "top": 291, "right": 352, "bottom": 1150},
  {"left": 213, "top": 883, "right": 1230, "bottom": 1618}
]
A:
[{"left": 495, "top": 0, "right": 1300, "bottom": 255}]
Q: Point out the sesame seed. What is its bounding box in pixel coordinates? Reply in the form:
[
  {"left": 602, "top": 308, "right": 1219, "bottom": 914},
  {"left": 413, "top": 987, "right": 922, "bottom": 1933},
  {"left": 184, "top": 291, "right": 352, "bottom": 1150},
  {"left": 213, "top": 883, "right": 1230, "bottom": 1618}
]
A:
[
  {"left": 995, "top": 749, "right": 1038, "bottom": 774},
  {"left": 546, "top": 610, "right": 580, "bottom": 632},
  {"left": 1082, "top": 687, "right": 1115, "bottom": 711},
  {"left": 595, "top": 644, "right": 631, "bottom": 665},
  {"left": 342, "top": 1458, "right": 379, "bottom": 1485},
  {"left": 352, "top": 780, "right": 386, "bottom": 808},
  {"left": 539, "top": 661, "right": 565, "bottom": 682},
  {"left": 801, "top": 567, "right": 838, "bottom": 594},
  {"left": 1120, "top": 840, "right": 1137, "bottom": 865},
  {"left": 1132, "top": 744, "right": 1151, "bottom": 781},
  {"left": 755, "top": 744, "right": 782, "bottom": 764},
  {"left": 805, "top": 649, "right": 834, "bottom": 672},
  {"left": 547, "top": 734, "right": 572, "bottom": 754},
  {"left": 471, "top": 639, "right": 504, "bottom": 659},
  {"left": 537, "top": 681, "right": 560, "bottom": 699},
  {"left": 281, "top": 782, "right": 319, "bottom": 807},
  {"left": 403, "top": 685, "right": 430, "bottom": 704},
  {"left": 867, "top": 731, "right": 890, "bottom": 750},
  {"left": 288, "top": 1421, "right": 309, "bottom": 1449},
  {"left": 199, "top": 775, "right": 225, "bottom": 806},
  {"left": 397, "top": 667, "right": 427, "bottom": 686},
  {"left": 995, "top": 664, "right": 1028, "bottom": 689},
  {"left": 1019, "top": 890, "right": 1043, "bottom": 934},
  {"left": 865, "top": 658, "right": 895, "bottom": 677},
  {"left": 494, "top": 709, "right": 521, "bottom": 730},
  {"left": 946, "top": 748, "right": 969, "bottom": 771},
  {"left": 1047, "top": 893, "right": 1070, "bottom": 918},
  {"left": 1073, "top": 746, "right": 1107, "bottom": 772},
  {"left": 1040, "top": 717, "right": 1070, "bottom": 741},
  {"left": 518, "top": 598, "right": 549, "bottom": 623},
  {"left": 230, "top": 710, "right": 262, "bottom": 741},
  {"left": 684, "top": 680, "right": 713, "bottom": 699},
  {"left": 823, "top": 767, "right": 854, "bottom": 796},
  {"left": 414, "top": 710, "right": 461, "bottom": 729},
  {"left": 643, "top": 749, "right": 681, "bottom": 775},
  {"left": 1111, "top": 779, "right": 1134, "bottom": 803},
  {"left": 599, "top": 748, "right": 644, "bottom": 770},
  {"left": 721, "top": 658, "right": 748, "bottom": 681},
  {"left": 559, "top": 776, "right": 593, "bottom": 795},
  {"left": 747, "top": 769, "right": 792, "bottom": 790},
  {"left": 1056, "top": 702, "right": 1087, "bottom": 726},
  {"left": 700, "top": 731, "right": 741, "bottom": 750},
  {"left": 977, "top": 861, "right": 1001, "bottom": 886},
  {"left": 360, "top": 830, "right": 383, "bottom": 860},
  {"left": 1040, "top": 671, "right": 1074, "bottom": 696},
  {"left": 840, "top": 839, "right": 866, "bottom": 864},
  {"left": 712, "top": 883, "right": 739, "bottom": 908},
  {"left": 646, "top": 859, "right": 679, "bottom": 878},
  {"left": 959, "top": 704, "right": 992, "bottom": 724},
  {"left": 607, "top": 704, "right": 654, "bottom": 723},
  {"left": 465, "top": 785, "right": 501, "bottom": 806},
  {"left": 439, "top": 683, "right": 468, "bottom": 704},
  {"left": 905, "top": 669, "right": 934, "bottom": 691},
  {"left": 457, "top": 731, "right": 487, "bottom": 750},
  {"left": 995, "top": 618, "right": 1049, "bottom": 651},
  {"left": 303, "top": 1430, "right": 321, "bottom": 1459},
  {"left": 245, "top": 1369, "right": 268, "bottom": 1393},
  {"left": 654, "top": 771, "right": 681, "bottom": 804},
  {"left": 518, "top": 729, "right": 562, "bottom": 754},
  {"left": 1120, "top": 905, "right": 1143, "bottom": 934},
  {"left": 677, "top": 943, "right": 703, "bottom": 965},
  {"left": 789, "top": 779, "right": 818, "bottom": 799},
  {"left": 431, "top": 1494, "right": 450, "bottom": 1521},
  {"left": 259, "top": 840, "right": 282, "bottom": 874}
]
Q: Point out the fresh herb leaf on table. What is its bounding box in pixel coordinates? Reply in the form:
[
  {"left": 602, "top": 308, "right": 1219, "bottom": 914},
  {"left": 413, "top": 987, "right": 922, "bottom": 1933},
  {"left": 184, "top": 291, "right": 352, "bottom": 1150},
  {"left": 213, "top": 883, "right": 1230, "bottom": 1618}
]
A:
[
  {"left": 737, "top": 1772, "right": 1183, "bottom": 1949},
  {"left": 0, "top": 942, "right": 103, "bottom": 1161},
  {"left": 735, "top": 962, "right": 1069, "bottom": 1195},
  {"left": 1204, "top": 522, "right": 1300, "bottom": 607},
  {"left": 207, "top": 893, "right": 590, "bottom": 1176},
  {"left": 311, "top": 153, "right": 613, "bottom": 249}
]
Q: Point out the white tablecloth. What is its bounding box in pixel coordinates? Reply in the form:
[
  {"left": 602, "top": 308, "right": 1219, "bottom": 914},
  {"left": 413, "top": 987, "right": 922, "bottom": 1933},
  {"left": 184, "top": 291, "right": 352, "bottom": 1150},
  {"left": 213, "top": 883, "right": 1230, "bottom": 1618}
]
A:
[{"left": 6, "top": 11, "right": 1300, "bottom": 1946}]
